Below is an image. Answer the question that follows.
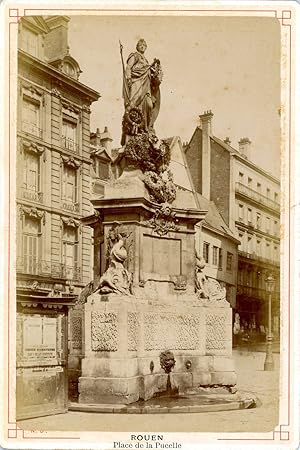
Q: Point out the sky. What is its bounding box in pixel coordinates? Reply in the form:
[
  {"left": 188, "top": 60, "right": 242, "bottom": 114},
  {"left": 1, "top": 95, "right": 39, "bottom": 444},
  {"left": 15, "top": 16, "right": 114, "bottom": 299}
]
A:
[{"left": 68, "top": 15, "right": 281, "bottom": 177}]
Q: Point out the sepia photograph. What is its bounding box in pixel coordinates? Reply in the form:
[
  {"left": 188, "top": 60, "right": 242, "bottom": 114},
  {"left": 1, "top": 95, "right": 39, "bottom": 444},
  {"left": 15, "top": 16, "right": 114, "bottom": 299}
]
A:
[{"left": 1, "top": 2, "right": 299, "bottom": 449}]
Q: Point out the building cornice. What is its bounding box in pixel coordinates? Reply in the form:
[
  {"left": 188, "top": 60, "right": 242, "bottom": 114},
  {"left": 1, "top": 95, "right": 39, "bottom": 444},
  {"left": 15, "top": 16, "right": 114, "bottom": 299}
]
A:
[
  {"left": 18, "top": 49, "right": 100, "bottom": 103},
  {"left": 233, "top": 152, "right": 280, "bottom": 185}
]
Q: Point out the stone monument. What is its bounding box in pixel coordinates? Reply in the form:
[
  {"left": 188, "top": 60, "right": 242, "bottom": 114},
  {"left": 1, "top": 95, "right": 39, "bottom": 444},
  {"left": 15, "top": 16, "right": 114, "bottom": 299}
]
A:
[{"left": 78, "top": 39, "right": 237, "bottom": 405}]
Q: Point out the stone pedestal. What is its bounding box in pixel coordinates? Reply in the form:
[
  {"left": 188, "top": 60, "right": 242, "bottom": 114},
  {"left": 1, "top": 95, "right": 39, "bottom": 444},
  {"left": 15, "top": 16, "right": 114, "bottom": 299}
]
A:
[{"left": 79, "top": 174, "right": 237, "bottom": 405}]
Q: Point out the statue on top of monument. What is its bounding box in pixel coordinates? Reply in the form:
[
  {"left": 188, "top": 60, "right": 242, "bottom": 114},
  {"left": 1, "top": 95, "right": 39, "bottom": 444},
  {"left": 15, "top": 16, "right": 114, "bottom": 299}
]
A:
[{"left": 120, "top": 38, "right": 163, "bottom": 145}]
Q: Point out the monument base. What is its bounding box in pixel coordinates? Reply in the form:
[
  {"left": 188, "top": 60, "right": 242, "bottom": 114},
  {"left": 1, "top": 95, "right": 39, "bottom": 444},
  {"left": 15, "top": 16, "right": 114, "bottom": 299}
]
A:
[{"left": 78, "top": 293, "right": 236, "bottom": 405}]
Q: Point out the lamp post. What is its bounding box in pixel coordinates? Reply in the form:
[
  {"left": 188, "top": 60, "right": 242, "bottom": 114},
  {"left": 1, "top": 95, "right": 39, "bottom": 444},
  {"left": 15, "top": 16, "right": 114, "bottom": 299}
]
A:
[{"left": 264, "top": 275, "right": 275, "bottom": 371}]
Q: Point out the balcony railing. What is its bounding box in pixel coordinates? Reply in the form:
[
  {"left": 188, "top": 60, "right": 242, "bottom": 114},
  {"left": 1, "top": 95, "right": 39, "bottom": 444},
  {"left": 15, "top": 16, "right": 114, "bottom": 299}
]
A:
[
  {"left": 237, "top": 284, "right": 280, "bottom": 301},
  {"left": 235, "top": 182, "right": 280, "bottom": 212},
  {"left": 62, "top": 202, "right": 80, "bottom": 213},
  {"left": 16, "top": 258, "right": 81, "bottom": 282},
  {"left": 237, "top": 284, "right": 266, "bottom": 300},
  {"left": 239, "top": 250, "right": 280, "bottom": 267},
  {"left": 62, "top": 136, "right": 79, "bottom": 153},
  {"left": 22, "top": 189, "right": 43, "bottom": 203},
  {"left": 22, "top": 121, "right": 43, "bottom": 138}
]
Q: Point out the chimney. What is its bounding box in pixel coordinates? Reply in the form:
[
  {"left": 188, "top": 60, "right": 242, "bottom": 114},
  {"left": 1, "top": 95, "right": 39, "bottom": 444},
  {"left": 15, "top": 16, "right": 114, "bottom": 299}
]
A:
[
  {"left": 44, "top": 16, "right": 70, "bottom": 62},
  {"left": 100, "top": 126, "right": 113, "bottom": 152},
  {"left": 224, "top": 137, "right": 231, "bottom": 145},
  {"left": 199, "top": 110, "right": 213, "bottom": 199},
  {"left": 90, "top": 127, "right": 102, "bottom": 146},
  {"left": 238, "top": 137, "right": 252, "bottom": 159}
]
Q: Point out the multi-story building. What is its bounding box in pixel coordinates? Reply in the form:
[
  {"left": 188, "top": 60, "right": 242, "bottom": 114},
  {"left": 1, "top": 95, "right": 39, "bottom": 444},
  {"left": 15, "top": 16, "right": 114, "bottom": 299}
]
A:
[
  {"left": 185, "top": 111, "right": 280, "bottom": 344},
  {"left": 16, "top": 15, "right": 100, "bottom": 297},
  {"left": 16, "top": 16, "right": 101, "bottom": 417}
]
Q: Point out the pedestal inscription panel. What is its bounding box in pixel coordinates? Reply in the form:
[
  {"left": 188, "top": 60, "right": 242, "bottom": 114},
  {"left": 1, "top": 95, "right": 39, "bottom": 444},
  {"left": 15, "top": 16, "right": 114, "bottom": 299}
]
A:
[{"left": 144, "top": 313, "right": 200, "bottom": 350}]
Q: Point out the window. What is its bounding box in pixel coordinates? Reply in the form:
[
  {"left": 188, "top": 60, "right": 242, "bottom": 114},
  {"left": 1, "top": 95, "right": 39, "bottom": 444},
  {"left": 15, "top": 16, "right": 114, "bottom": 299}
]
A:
[
  {"left": 274, "top": 245, "right": 278, "bottom": 261},
  {"left": 247, "top": 236, "right": 252, "bottom": 254},
  {"left": 247, "top": 177, "right": 252, "bottom": 188},
  {"left": 256, "top": 240, "right": 261, "bottom": 256},
  {"left": 22, "top": 27, "right": 38, "bottom": 57},
  {"left": 274, "top": 192, "right": 279, "bottom": 203},
  {"left": 226, "top": 252, "right": 233, "bottom": 271},
  {"left": 257, "top": 182, "right": 261, "bottom": 193},
  {"left": 203, "top": 242, "right": 209, "bottom": 264},
  {"left": 23, "top": 152, "right": 40, "bottom": 192},
  {"left": 238, "top": 233, "right": 243, "bottom": 249},
  {"left": 62, "top": 117, "right": 78, "bottom": 152},
  {"left": 266, "top": 188, "right": 270, "bottom": 198},
  {"left": 266, "top": 242, "right": 271, "bottom": 259},
  {"left": 98, "top": 160, "right": 110, "bottom": 180},
  {"left": 212, "top": 246, "right": 218, "bottom": 266},
  {"left": 62, "top": 166, "right": 77, "bottom": 204},
  {"left": 274, "top": 220, "right": 278, "bottom": 236},
  {"left": 218, "top": 248, "right": 223, "bottom": 270},
  {"left": 239, "top": 172, "right": 244, "bottom": 183},
  {"left": 238, "top": 204, "right": 244, "bottom": 221},
  {"left": 22, "top": 98, "right": 41, "bottom": 137},
  {"left": 247, "top": 208, "right": 252, "bottom": 224},
  {"left": 266, "top": 217, "right": 270, "bottom": 233},
  {"left": 23, "top": 216, "right": 41, "bottom": 275},
  {"left": 256, "top": 212, "right": 261, "bottom": 229},
  {"left": 62, "top": 225, "right": 79, "bottom": 280}
]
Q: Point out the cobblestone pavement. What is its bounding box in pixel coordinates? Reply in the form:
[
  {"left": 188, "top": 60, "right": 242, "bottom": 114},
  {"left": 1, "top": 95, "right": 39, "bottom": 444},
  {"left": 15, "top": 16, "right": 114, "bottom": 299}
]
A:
[{"left": 18, "top": 350, "right": 280, "bottom": 433}]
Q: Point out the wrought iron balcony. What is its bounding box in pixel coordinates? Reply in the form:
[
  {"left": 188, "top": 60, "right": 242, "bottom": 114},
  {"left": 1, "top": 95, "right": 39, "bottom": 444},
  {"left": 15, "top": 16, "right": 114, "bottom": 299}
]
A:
[
  {"left": 235, "top": 182, "right": 280, "bottom": 212},
  {"left": 238, "top": 250, "right": 280, "bottom": 267},
  {"left": 17, "top": 258, "right": 81, "bottom": 282},
  {"left": 62, "top": 136, "right": 79, "bottom": 153},
  {"left": 62, "top": 202, "right": 80, "bottom": 213},
  {"left": 16, "top": 257, "right": 51, "bottom": 276},
  {"left": 22, "top": 189, "right": 43, "bottom": 203},
  {"left": 22, "top": 121, "right": 43, "bottom": 138}
]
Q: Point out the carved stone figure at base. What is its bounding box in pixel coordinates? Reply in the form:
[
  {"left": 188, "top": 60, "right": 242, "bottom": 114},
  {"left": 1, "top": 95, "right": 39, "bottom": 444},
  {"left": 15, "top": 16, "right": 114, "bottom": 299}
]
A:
[
  {"left": 195, "top": 252, "right": 227, "bottom": 304},
  {"left": 94, "top": 232, "right": 132, "bottom": 296}
]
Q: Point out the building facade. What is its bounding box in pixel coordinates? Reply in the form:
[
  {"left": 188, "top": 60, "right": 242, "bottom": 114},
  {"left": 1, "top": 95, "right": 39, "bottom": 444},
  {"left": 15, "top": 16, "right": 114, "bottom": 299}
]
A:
[
  {"left": 16, "top": 16, "right": 100, "bottom": 417},
  {"left": 16, "top": 15, "right": 99, "bottom": 298},
  {"left": 185, "top": 112, "right": 280, "bottom": 344}
]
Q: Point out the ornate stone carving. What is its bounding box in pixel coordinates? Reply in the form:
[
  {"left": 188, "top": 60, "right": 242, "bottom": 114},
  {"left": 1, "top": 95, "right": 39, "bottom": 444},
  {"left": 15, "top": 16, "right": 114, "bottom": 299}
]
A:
[
  {"left": 82, "top": 104, "right": 91, "bottom": 114},
  {"left": 160, "top": 350, "right": 176, "bottom": 374},
  {"left": 94, "top": 224, "right": 132, "bottom": 296},
  {"left": 22, "top": 140, "right": 45, "bottom": 155},
  {"left": 51, "top": 88, "right": 62, "bottom": 99},
  {"left": 20, "top": 206, "right": 45, "bottom": 221},
  {"left": 128, "top": 312, "right": 138, "bottom": 351},
  {"left": 146, "top": 202, "right": 179, "bottom": 236},
  {"left": 91, "top": 312, "right": 118, "bottom": 351},
  {"left": 61, "top": 99, "right": 81, "bottom": 115},
  {"left": 144, "top": 313, "right": 200, "bottom": 351},
  {"left": 71, "top": 316, "right": 82, "bottom": 349},
  {"left": 195, "top": 252, "right": 228, "bottom": 307},
  {"left": 206, "top": 314, "right": 226, "bottom": 350},
  {"left": 61, "top": 155, "right": 81, "bottom": 169},
  {"left": 61, "top": 217, "right": 80, "bottom": 228},
  {"left": 143, "top": 169, "right": 176, "bottom": 204}
]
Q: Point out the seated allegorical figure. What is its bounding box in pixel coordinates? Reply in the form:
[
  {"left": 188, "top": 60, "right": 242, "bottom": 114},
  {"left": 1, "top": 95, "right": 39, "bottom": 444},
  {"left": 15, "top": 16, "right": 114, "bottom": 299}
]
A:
[{"left": 195, "top": 251, "right": 227, "bottom": 303}]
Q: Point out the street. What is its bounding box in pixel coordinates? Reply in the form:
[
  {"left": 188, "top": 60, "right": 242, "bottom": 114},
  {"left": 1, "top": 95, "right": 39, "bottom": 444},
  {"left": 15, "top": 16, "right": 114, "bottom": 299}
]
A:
[{"left": 18, "top": 349, "right": 280, "bottom": 433}]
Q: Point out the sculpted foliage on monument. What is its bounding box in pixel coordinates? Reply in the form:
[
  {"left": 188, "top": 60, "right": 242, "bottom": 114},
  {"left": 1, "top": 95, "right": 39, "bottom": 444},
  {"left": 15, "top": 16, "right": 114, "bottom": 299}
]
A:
[{"left": 146, "top": 202, "right": 179, "bottom": 236}]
